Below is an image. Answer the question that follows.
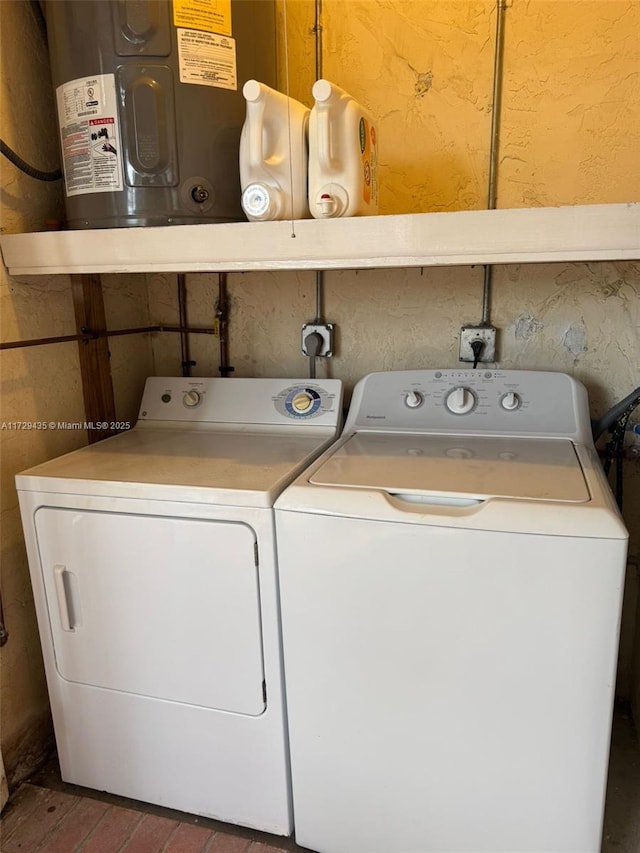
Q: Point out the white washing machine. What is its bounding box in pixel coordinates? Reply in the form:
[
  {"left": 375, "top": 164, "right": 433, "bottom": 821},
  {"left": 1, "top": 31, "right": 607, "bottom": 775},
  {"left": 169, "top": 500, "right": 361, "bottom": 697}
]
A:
[
  {"left": 275, "top": 369, "right": 628, "bottom": 853},
  {"left": 16, "top": 376, "right": 342, "bottom": 835}
]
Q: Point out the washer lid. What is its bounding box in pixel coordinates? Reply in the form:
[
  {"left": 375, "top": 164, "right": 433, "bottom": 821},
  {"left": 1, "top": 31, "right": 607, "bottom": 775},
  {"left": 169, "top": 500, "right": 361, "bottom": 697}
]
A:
[{"left": 309, "top": 433, "right": 590, "bottom": 502}]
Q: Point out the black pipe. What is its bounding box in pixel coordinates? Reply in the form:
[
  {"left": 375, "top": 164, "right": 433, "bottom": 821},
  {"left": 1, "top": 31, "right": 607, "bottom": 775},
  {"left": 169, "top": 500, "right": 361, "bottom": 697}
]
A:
[
  {"left": 0, "top": 138, "right": 62, "bottom": 182},
  {"left": 0, "top": 591, "right": 8, "bottom": 647},
  {"left": 217, "top": 273, "right": 233, "bottom": 377},
  {"left": 177, "top": 274, "right": 195, "bottom": 376}
]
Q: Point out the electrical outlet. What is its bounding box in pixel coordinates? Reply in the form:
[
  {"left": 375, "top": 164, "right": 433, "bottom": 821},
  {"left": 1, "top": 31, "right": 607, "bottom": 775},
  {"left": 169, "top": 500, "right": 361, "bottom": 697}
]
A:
[
  {"left": 459, "top": 325, "right": 497, "bottom": 363},
  {"left": 302, "top": 323, "right": 334, "bottom": 357}
]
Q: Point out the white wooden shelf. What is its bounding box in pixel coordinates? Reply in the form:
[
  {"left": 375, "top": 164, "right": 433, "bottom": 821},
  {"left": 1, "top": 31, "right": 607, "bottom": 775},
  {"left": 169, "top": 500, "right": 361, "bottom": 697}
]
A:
[{"left": 1, "top": 203, "right": 638, "bottom": 276}]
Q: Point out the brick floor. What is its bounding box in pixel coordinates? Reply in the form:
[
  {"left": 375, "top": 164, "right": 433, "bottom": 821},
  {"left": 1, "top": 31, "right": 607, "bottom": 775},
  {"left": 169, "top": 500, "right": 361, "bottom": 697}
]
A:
[
  {"left": 81, "top": 806, "right": 145, "bottom": 853},
  {"left": 0, "top": 784, "right": 297, "bottom": 853}
]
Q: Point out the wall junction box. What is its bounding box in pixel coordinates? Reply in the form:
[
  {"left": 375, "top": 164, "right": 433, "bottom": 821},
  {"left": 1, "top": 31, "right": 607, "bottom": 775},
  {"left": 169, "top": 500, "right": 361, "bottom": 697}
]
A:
[
  {"left": 301, "top": 323, "right": 334, "bottom": 357},
  {"left": 459, "top": 325, "right": 497, "bottom": 363}
]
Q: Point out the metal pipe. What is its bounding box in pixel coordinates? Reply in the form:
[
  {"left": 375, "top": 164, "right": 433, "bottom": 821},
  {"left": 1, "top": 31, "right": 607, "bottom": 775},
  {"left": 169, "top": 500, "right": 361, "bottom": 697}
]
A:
[
  {"left": 177, "top": 273, "right": 193, "bottom": 376},
  {"left": 487, "top": 1, "right": 506, "bottom": 213},
  {"left": 481, "top": 267, "right": 493, "bottom": 327},
  {"left": 217, "top": 272, "right": 233, "bottom": 377},
  {"left": 481, "top": 0, "right": 507, "bottom": 327},
  {"left": 1, "top": 331, "right": 99, "bottom": 350},
  {"left": 0, "top": 325, "right": 217, "bottom": 351},
  {"left": 315, "top": 270, "right": 324, "bottom": 323},
  {"left": 159, "top": 326, "right": 219, "bottom": 337},
  {"left": 315, "top": 0, "right": 323, "bottom": 80},
  {"left": 309, "top": 0, "right": 325, "bottom": 381}
]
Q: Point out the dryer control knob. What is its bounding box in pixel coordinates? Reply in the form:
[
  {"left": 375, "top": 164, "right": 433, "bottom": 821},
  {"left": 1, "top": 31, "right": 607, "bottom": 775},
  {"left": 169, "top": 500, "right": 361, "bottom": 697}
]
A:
[
  {"left": 404, "top": 391, "right": 424, "bottom": 409},
  {"left": 445, "top": 386, "right": 476, "bottom": 415},
  {"left": 183, "top": 390, "right": 202, "bottom": 408},
  {"left": 500, "top": 391, "right": 521, "bottom": 411},
  {"left": 291, "top": 391, "right": 314, "bottom": 413}
]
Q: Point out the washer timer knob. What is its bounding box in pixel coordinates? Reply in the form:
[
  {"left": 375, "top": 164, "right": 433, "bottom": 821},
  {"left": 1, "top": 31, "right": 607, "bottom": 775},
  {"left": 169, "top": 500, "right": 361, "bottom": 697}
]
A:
[
  {"left": 500, "top": 391, "right": 521, "bottom": 411},
  {"left": 445, "top": 386, "right": 476, "bottom": 415},
  {"left": 404, "top": 390, "right": 424, "bottom": 409},
  {"left": 183, "top": 389, "right": 202, "bottom": 408}
]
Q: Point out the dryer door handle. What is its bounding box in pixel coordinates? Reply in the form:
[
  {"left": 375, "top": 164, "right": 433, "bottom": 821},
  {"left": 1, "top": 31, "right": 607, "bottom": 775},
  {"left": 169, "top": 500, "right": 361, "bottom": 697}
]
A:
[{"left": 53, "top": 565, "right": 75, "bottom": 632}]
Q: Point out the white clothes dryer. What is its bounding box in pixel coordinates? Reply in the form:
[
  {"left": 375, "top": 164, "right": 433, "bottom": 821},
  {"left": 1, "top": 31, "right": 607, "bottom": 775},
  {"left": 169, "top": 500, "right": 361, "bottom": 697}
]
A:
[
  {"left": 275, "top": 369, "right": 628, "bottom": 853},
  {"left": 16, "top": 376, "right": 342, "bottom": 835}
]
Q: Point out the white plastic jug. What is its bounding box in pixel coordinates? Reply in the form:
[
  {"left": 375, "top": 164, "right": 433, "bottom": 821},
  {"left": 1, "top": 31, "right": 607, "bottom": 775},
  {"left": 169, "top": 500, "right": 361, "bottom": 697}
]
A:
[
  {"left": 308, "top": 79, "right": 378, "bottom": 219},
  {"left": 239, "top": 80, "right": 310, "bottom": 221}
]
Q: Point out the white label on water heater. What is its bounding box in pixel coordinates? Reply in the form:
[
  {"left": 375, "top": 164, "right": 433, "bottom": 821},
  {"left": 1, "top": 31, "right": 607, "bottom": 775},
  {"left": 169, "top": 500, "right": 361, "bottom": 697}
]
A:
[
  {"left": 56, "top": 74, "right": 124, "bottom": 197},
  {"left": 177, "top": 28, "right": 237, "bottom": 90}
]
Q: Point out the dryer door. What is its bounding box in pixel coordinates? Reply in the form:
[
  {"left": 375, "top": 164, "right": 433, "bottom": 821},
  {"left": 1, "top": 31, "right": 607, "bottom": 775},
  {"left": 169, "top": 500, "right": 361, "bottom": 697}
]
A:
[{"left": 35, "top": 508, "right": 266, "bottom": 715}]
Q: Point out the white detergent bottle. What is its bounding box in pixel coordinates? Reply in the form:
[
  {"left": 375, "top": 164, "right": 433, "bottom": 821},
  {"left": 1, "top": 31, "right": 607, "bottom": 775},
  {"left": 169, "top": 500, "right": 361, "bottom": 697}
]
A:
[
  {"left": 308, "top": 79, "right": 379, "bottom": 219},
  {"left": 239, "top": 80, "right": 310, "bottom": 221}
]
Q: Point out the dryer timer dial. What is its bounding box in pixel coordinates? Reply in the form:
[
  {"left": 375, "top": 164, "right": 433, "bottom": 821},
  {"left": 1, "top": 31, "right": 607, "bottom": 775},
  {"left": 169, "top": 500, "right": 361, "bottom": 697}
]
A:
[
  {"left": 183, "top": 390, "right": 202, "bottom": 408},
  {"left": 291, "top": 391, "right": 314, "bottom": 413}
]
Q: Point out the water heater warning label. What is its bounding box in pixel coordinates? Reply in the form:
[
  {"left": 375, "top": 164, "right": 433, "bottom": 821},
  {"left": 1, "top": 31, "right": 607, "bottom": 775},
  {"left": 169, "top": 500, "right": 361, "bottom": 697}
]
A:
[
  {"left": 56, "top": 74, "right": 123, "bottom": 197},
  {"left": 177, "top": 28, "right": 237, "bottom": 90},
  {"left": 173, "top": 0, "right": 232, "bottom": 36}
]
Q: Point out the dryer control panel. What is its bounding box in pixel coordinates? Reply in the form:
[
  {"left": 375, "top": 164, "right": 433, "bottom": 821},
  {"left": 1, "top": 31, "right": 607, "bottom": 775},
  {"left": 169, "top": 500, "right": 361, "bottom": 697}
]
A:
[
  {"left": 137, "top": 377, "right": 343, "bottom": 428},
  {"left": 345, "top": 369, "right": 592, "bottom": 441}
]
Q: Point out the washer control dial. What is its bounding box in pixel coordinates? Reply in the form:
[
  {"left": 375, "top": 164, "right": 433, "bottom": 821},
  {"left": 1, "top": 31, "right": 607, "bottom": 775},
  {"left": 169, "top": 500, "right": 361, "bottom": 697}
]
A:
[
  {"left": 404, "top": 390, "right": 424, "bottom": 409},
  {"left": 445, "top": 386, "right": 476, "bottom": 415},
  {"left": 183, "top": 389, "right": 202, "bottom": 408},
  {"left": 500, "top": 391, "right": 521, "bottom": 411}
]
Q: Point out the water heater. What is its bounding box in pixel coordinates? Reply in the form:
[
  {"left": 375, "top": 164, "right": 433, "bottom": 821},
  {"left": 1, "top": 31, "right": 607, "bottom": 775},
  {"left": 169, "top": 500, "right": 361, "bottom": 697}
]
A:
[{"left": 45, "top": 0, "right": 277, "bottom": 229}]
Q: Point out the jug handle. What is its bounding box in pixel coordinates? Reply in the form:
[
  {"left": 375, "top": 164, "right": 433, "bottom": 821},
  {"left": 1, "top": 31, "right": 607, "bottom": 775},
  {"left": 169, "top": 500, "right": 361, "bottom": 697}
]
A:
[
  {"left": 248, "top": 99, "right": 267, "bottom": 169},
  {"left": 317, "top": 106, "right": 336, "bottom": 171}
]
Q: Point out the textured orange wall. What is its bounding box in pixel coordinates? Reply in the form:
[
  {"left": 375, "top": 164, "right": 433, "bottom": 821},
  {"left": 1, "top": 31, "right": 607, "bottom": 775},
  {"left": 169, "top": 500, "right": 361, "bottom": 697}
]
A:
[
  {"left": 499, "top": 0, "right": 640, "bottom": 206},
  {"left": 280, "top": 0, "right": 640, "bottom": 212}
]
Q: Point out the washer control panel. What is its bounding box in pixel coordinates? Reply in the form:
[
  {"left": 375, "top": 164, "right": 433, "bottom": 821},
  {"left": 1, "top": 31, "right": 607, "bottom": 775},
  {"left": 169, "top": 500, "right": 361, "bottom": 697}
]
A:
[
  {"left": 138, "top": 377, "right": 343, "bottom": 427},
  {"left": 346, "top": 369, "right": 591, "bottom": 440}
]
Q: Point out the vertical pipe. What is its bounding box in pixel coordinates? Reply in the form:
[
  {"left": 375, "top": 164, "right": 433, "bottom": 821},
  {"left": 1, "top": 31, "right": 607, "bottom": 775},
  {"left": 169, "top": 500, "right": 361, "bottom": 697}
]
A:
[
  {"left": 314, "top": 4, "right": 324, "bottom": 318},
  {"left": 177, "top": 274, "right": 192, "bottom": 376},
  {"left": 309, "top": 270, "right": 324, "bottom": 380},
  {"left": 217, "top": 272, "right": 233, "bottom": 377},
  {"left": 315, "top": 0, "right": 323, "bottom": 80},
  {"left": 315, "top": 270, "right": 324, "bottom": 323},
  {"left": 282, "top": 0, "right": 296, "bottom": 233},
  {"left": 0, "top": 592, "right": 8, "bottom": 646},
  {"left": 481, "top": 0, "right": 506, "bottom": 327},
  {"left": 487, "top": 0, "right": 506, "bottom": 213},
  {"left": 309, "top": 0, "right": 324, "bottom": 381}
]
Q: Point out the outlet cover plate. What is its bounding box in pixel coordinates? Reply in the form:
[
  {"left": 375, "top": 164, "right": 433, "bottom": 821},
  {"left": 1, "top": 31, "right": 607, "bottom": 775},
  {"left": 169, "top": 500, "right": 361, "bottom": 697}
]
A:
[
  {"left": 302, "top": 323, "right": 334, "bottom": 357},
  {"left": 459, "top": 325, "right": 497, "bottom": 363}
]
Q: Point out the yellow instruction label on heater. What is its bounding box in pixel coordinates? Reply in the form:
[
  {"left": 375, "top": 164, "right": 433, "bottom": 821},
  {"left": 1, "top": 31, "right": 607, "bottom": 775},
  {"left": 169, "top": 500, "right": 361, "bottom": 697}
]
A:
[{"left": 173, "top": 0, "right": 232, "bottom": 36}]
